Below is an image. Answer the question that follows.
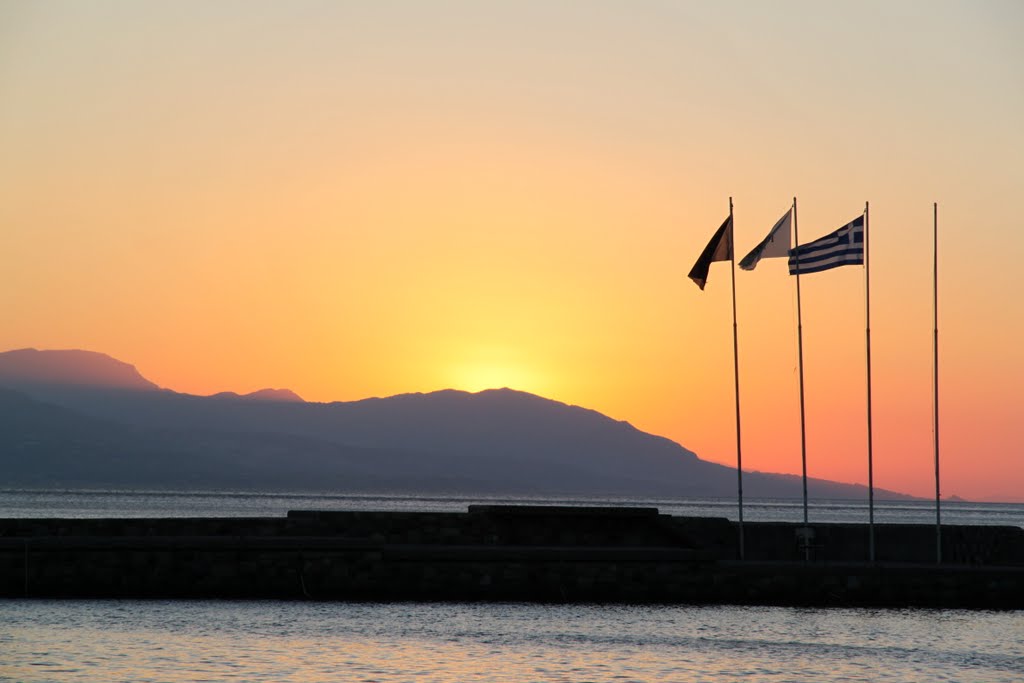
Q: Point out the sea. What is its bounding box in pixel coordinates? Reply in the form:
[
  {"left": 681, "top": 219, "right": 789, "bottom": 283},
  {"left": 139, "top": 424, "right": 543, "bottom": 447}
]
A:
[{"left": 2, "top": 489, "right": 1022, "bottom": 683}]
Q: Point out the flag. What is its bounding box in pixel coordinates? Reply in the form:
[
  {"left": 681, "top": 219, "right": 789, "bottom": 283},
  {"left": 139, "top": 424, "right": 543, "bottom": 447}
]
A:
[
  {"left": 788, "top": 214, "right": 864, "bottom": 275},
  {"left": 688, "top": 215, "right": 732, "bottom": 290},
  {"left": 739, "top": 208, "right": 792, "bottom": 271}
]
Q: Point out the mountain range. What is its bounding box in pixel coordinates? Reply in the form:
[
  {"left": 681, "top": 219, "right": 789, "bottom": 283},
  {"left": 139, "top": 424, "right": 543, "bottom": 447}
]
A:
[{"left": 0, "top": 348, "right": 914, "bottom": 499}]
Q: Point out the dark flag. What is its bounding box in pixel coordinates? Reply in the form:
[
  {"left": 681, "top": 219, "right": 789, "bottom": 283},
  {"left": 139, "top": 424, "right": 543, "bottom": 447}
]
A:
[{"left": 688, "top": 215, "right": 733, "bottom": 290}]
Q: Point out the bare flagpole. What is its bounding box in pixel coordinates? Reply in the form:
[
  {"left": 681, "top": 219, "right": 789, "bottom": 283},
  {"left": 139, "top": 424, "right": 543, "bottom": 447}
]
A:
[
  {"left": 793, "top": 197, "right": 809, "bottom": 528},
  {"left": 728, "top": 196, "right": 745, "bottom": 561},
  {"left": 934, "top": 202, "right": 941, "bottom": 564},
  {"left": 865, "top": 201, "right": 875, "bottom": 563}
]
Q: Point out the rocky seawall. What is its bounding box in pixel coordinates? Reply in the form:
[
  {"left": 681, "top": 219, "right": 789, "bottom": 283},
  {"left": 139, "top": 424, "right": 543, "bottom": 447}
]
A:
[{"left": 1, "top": 506, "right": 1021, "bottom": 608}]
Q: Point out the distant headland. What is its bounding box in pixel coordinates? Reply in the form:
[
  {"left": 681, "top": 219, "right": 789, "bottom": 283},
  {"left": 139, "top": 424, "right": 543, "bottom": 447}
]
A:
[{"left": 0, "top": 347, "right": 918, "bottom": 501}]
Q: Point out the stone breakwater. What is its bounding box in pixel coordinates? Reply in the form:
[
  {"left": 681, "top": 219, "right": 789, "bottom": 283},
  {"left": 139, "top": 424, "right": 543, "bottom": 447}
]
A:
[{"left": 1, "top": 506, "right": 1022, "bottom": 608}]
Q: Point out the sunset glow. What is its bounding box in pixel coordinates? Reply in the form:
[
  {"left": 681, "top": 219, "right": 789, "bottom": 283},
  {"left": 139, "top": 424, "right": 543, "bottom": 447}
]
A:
[{"left": 1, "top": 1, "right": 1022, "bottom": 501}]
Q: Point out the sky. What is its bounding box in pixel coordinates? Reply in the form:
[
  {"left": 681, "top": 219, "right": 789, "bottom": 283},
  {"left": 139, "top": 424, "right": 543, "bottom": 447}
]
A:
[{"left": 1, "top": 1, "right": 1022, "bottom": 502}]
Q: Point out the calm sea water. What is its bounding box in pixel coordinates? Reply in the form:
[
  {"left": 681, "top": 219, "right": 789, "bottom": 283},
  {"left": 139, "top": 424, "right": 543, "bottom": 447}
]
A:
[
  {"left": 2, "top": 490, "right": 1022, "bottom": 682},
  {"left": 2, "top": 600, "right": 1022, "bottom": 683},
  {"left": 2, "top": 488, "right": 1022, "bottom": 528}
]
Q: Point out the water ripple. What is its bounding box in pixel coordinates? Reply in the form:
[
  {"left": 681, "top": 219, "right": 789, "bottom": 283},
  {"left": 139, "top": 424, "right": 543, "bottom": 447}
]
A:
[{"left": 2, "top": 600, "right": 1020, "bottom": 683}]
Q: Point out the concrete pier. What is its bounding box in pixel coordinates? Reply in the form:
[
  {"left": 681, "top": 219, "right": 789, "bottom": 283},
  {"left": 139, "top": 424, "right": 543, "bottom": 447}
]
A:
[{"left": 1, "top": 506, "right": 1021, "bottom": 607}]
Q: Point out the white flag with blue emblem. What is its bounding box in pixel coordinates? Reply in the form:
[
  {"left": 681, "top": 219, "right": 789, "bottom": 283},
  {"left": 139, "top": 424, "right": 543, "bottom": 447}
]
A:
[
  {"left": 740, "top": 208, "right": 792, "bottom": 271},
  {"left": 788, "top": 214, "right": 864, "bottom": 275}
]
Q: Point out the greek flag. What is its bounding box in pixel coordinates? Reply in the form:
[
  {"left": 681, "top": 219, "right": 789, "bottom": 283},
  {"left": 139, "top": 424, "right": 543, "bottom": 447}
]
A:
[{"left": 788, "top": 215, "right": 864, "bottom": 275}]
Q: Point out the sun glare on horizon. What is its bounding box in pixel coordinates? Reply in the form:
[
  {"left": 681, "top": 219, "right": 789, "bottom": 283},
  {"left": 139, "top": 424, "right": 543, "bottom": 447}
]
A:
[
  {"left": 1, "top": 1, "right": 1022, "bottom": 501},
  {"left": 448, "top": 355, "right": 549, "bottom": 396}
]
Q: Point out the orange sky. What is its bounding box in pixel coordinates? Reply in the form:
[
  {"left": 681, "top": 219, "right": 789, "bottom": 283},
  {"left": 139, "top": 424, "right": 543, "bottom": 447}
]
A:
[{"left": 2, "top": 1, "right": 1023, "bottom": 501}]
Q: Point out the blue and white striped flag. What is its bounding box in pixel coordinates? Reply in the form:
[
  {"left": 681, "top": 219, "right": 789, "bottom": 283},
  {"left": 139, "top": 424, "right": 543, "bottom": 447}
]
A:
[{"left": 788, "top": 215, "right": 864, "bottom": 275}]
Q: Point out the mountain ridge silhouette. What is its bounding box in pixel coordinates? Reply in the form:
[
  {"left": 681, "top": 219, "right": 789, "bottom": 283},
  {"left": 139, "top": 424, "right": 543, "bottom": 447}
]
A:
[{"left": 0, "top": 348, "right": 916, "bottom": 499}]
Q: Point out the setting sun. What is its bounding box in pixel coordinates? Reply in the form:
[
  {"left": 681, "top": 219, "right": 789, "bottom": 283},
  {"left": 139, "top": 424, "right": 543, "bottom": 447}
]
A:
[
  {"left": 447, "top": 347, "right": 549, "bottom": 395},
  {"left": 0, "top": 1, "right": 1022, "bottom": 501}
]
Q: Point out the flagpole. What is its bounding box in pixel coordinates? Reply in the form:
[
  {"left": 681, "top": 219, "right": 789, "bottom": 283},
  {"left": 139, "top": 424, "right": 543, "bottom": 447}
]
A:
[
  {"left": 933, "top": 202, "right": 941, "bottom": 564},
  {"left": 729, "top": 196, "right": 745, "bottom": 561},
  {"left": 865, "top": 201, "right": 875, "bottom": 563},
  {"left": 793, "top": 197, "right": 809, "bottom": 530}
]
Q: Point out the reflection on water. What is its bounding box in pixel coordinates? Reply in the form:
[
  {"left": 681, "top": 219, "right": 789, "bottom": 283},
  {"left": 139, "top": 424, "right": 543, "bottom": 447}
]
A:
[{"left": 2, "top": 601, "right": 1022, "bottom": 683}]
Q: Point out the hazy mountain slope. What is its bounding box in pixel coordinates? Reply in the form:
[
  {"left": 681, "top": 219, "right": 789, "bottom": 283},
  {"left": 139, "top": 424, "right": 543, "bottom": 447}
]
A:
[
  {"left": 0, "top": 348, "right": 159, "bottom": 391},
  {"left": 0, "top": 348, "right": 914, "bottom": 499},
  {"left": 209, "top": 388, "right": 305, "bottom": 402},
  {"left": 0, "top": 388, "right": 529, "bottom": 492}
]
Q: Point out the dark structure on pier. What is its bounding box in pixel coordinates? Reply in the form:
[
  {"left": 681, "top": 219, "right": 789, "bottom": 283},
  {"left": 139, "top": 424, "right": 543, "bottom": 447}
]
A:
[{"left": 2, "top": 506, "right": 1022, "bottom": 607}]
